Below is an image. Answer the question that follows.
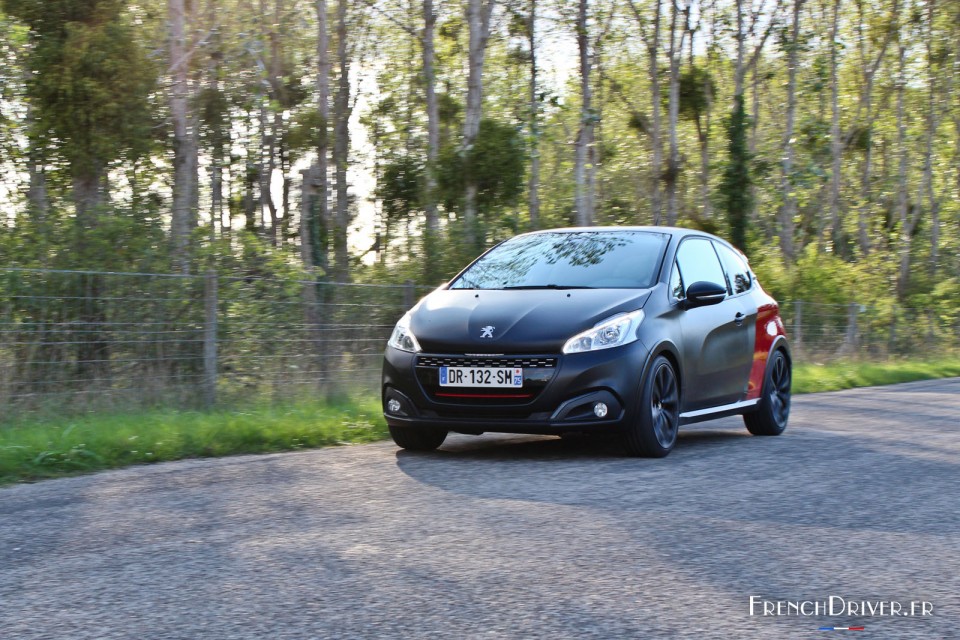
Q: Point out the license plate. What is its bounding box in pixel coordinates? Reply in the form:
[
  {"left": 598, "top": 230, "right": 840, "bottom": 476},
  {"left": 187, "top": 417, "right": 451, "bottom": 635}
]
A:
[{"left": 439, "top": 367, "right": 524, "bottom": 388}]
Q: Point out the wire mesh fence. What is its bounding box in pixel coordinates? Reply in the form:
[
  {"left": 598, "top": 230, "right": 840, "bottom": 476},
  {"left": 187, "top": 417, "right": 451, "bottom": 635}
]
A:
[
  {"left": 1, "top": 268, "right": 957, "bottom": 416},
  {"left": 1, "top": 268, "right": 430, "bottom": 415},
  {"left": 782, "top": 300, "right": 960, "bottom": 363}
]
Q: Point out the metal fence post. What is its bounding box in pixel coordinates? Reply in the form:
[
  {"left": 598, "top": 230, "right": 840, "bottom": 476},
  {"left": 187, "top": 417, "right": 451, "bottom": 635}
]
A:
[
  {"left": 793, "top": 300, "right": 803, "bottom": 349},
  {"left": 203, "top": 270, "right": 218, "bottom": 407}
]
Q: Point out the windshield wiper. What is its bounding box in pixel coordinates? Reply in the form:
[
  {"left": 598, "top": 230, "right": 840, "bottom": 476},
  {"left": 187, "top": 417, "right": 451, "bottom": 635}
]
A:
[{"left": 501, "top": 284, "right": 594, "bottom": 290}]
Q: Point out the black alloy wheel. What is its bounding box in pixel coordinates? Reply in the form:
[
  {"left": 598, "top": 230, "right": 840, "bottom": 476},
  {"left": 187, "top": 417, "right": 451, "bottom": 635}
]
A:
[
  {"left": 624, "top": 355, "right": 680, "bottom": 457},
  {"left": 744, "top": 349, "right": 791, "bottom": 436}
]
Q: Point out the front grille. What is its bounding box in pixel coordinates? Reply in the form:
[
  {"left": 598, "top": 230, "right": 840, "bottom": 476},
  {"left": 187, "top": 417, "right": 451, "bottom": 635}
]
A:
[
  {"left": 416, "top": 355, "right": 558, "bottom": 369},
  {"left": 415, "top": 354, "right": 559, "bottom": 408}
]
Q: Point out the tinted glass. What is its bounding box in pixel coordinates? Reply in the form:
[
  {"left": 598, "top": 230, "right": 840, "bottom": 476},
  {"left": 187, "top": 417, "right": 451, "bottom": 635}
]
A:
[
  {"left": 675, "top": 238, "right": 726, "bottom": 294},
  {"left": 449, "top": 231, "right": 669, "bottom": 290},
  {"left": 714, "top": 242, "right": 752, "bottom": 294}
]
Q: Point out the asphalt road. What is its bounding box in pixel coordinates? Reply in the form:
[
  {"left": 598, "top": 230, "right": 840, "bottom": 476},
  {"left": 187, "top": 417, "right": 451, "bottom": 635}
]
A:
[{"left": 2, "top": 378, "right": 958, "bottom": 639}]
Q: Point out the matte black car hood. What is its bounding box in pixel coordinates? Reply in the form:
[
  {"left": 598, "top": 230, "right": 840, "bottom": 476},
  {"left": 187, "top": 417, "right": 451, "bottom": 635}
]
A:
[{"left": 410, "top": 288, "right": 652, "bottom": 353}]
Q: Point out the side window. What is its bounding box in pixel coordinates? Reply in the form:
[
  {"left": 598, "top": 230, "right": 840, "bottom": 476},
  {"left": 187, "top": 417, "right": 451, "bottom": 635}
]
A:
[
  {"left": 675, "top": 238, "right": 727, "bottom": 296},
  {"left": 714, "top": 243, "right": 752, "bottom": 294},
  {"left": 669, "top": 261, "right": 684, "bottom": 300}
]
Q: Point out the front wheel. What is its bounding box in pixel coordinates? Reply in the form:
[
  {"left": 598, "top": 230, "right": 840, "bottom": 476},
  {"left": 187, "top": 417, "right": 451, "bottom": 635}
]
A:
[
  {"left": 388, "top": 425, "right": 448, "bottom": 451},
  {"left": 744, "top": 349, "right": 791, "bottom": 436},
  {"left": 623, "top": 355, "right": 680, "bottom": 457}
]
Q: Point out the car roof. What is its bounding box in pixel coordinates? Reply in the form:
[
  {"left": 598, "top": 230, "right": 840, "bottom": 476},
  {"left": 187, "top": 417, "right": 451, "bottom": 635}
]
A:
[
  {"left": 516, "top": 225, "right": 719, "bottom": 242},
  {"left": 512, "top": 226, "right": 746, "bottom": 259}
]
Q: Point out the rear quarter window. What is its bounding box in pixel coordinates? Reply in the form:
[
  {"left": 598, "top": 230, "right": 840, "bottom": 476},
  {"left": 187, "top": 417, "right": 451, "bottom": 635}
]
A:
[{"left": 714, "top": 243, "right": 752, "bottom": 294}]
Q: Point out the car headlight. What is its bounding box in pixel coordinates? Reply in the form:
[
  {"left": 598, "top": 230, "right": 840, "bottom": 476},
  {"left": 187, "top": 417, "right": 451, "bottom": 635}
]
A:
[
  {"left": 562, "top": 310, "right": 644, "bottom": 354},
  {"left": 387, "top": 312, "right": 422, "bottom": 353}
]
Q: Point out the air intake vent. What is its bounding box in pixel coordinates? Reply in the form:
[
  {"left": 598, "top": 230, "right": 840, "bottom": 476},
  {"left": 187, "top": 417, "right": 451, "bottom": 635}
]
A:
[{"left": 416, "top": 355, "right": 558, "bottom": 369}]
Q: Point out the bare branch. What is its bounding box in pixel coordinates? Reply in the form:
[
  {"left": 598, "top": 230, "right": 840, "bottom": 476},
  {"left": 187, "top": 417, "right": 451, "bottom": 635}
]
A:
[
  {"left": 743, "top": 0, "right": 784, "bottom": 77},
  {"left": 359, "top": 0, "right": 419, "bottom": 41}
]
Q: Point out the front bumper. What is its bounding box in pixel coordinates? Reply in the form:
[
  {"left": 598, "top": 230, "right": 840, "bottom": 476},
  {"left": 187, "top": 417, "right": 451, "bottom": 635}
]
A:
[{"left": 381, "top": 341, "right": 651, "bottom": 435}]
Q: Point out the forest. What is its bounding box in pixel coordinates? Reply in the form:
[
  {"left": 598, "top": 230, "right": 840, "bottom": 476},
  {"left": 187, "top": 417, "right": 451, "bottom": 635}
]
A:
[{"left": 0, "top": 0, "right": 958, "bottom": 313}]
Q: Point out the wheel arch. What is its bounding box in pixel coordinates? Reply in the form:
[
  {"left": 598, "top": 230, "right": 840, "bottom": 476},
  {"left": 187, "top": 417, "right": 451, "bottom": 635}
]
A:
[
  {"left": 641, "top": 340, "right": 684, "bottom": 409},
  {"left": 758, "top": 335, "right": 791, "bottom": 399}
]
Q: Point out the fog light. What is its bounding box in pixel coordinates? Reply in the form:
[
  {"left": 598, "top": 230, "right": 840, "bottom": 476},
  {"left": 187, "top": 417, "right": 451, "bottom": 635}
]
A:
[
  {"left": 593, "top": 402, "right": 608, "bottom": 418},
  {"left": 387, "top": 398, "right": 402, "bottom": 414}
]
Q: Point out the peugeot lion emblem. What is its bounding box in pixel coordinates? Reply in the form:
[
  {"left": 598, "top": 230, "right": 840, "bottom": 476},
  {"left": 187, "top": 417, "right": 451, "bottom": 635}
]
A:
[{"left": 480, "top": 325, "right": 495, "bottom": 339}]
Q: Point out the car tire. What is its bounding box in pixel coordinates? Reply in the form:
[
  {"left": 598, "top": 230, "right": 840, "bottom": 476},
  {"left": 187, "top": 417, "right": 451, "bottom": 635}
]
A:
[
  {"left": 388, "top": 425, "right": 448, "bottom": 451},
  {"left": 623, "top": 355, "right": 680, "bottom": 457},
  {"left": 744, "top": 349, "right": 791, "bottom": 436}
]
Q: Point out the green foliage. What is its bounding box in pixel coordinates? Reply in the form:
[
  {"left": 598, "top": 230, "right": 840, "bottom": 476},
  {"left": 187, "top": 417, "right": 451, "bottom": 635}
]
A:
[
  {"left": 198, "top": 230, "right": 312, "bottom": 280},
  {"left": 198, "top": 86, "right": 231, "bottom": 150},
  {"left": 0, "top": 397, "right": 387, "bottom": 485},
  {"left": 718, "top": 95, "right": 752, "bottom": 252},
  {"left": 678, "top": 66, "right": 716, "bottom": 121},
  {"left": 793, "top": 359, "right": 960, "bottom": 394},
  {"left": 7, "top": 0, "right": 156, "bottom": 177},
  {"left": 749, "top": 243, "right": 894, "bottom": 308},
  {"left": 437, "top": 118, "right": 525, "bottom": 214},
  {"left": 627, "top": 111, "right": 650, "bottom": 136},
  {"left": 379, "top": 155, "right": 424, "bottom": 221},
  {"left": 286, "top": 108, "right": 329, "bottom": 155},
  {"left": 439, "top": 92, "right": 463, "bottom": 127}
]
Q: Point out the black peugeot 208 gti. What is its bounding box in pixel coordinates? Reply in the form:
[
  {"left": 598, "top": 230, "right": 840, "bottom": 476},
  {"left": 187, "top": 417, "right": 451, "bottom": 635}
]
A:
[{"left": 382, "top": 227, "right": 791, "bottom": 457}]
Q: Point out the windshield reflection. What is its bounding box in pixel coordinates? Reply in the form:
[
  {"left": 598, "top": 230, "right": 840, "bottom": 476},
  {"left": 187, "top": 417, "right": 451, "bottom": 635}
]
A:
[{"left": 450, "top": 231, "right": 668, "bottom": 290}]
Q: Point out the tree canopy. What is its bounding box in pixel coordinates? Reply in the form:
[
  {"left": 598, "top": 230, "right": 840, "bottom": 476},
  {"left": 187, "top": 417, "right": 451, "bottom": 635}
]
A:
[{"left": 0, "top": 0, "right": 956, "bottom": 315}]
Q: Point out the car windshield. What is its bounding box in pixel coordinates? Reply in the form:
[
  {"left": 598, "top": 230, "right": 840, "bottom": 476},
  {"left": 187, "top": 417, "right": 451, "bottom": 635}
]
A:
[{"left": 449, "top": 231, "right": 669, "bottom": 290}]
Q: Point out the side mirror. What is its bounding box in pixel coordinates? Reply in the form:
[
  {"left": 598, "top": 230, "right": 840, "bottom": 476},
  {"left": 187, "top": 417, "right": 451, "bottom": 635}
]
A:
[{"left": 684, "top": 281, "right": 727, "bottom": 308}]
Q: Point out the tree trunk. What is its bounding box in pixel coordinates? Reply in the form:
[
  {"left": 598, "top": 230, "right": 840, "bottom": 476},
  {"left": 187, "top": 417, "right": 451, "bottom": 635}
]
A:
[
  {"left": 628, "top": 0, "right": 662, "bottom": 224},
  {"left": 169, "top": 0, "right": 197, "bottom": 274},
  {"left": 332, "top": 0, "right": 351, "bottom": 282},
  {"left": 857, "top": 77, "right": 875, "bottom": 256},
  {"left": 665, "top": 0, "right": 685, "bottom": 225},
  {"left": 574, "top": 0, "right": 594, "bottom": 226},
  {"left": 690, "top": 22, "right": 712, "bottom": 221},
  {"left": 527, "top": 0, "right": 541, "bottom": 229},
  {"left": 423, "top": 0, "right": 439, "bottom": 234},
  {"left": 422, "top": 0, "right": 441, "bottom": 280},
  {"left": 462, "top": 0, "right": 495, "bottom": 249},
  {"left": 734, "top": 0, "right": 745, "bottom": 99},
  {"left": 26, "top": 144, "right": 49, "bottom": 223},
  {"left": 779, "top": 0, "right": 803, "bottom": 263},
  {"left": 23, "top": 73, "right": 49, "bottom": 222},
  {"left": 207, "top": 40, "right": 224, "bottom": 242},
  {"left": 310, "top": 0, "right": 331, "bottom": 273},
  {"left": 299, "top": 166, "right": 324, "bottom": 390},
  {"left": 73, "top": 168, "right": 109, "bottom": 380},
  {"left": 895, "top": 43, "right": 915, "bottom": 299},
  {"left": 923, "top": 0, "right": 941, "bottom": 276},
  {"left": 827, "top": 0, "right": 843, "bottom": 253},
  {"left": 852, "top": 0, "right": 897, "bottom": 256},
  {"left": 268, "top": 0, "right": 285, "bottom": 249}
]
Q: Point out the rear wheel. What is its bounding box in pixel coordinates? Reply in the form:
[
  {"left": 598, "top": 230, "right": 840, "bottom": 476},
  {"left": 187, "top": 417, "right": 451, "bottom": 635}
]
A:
[
  {"left": 388, "top": 425, "right": 448, "bottom": 451},
  {"left": 623, "top": 355, "right": 680, "bottom": 457},
  {"left": 744, "top": 349, "right": 791, "bottom": 436}
]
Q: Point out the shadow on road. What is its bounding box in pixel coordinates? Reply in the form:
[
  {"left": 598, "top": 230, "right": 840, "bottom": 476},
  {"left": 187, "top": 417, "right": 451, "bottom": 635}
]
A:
[{"left": 392, "top": 414, "right": 959, "bottom": 538}]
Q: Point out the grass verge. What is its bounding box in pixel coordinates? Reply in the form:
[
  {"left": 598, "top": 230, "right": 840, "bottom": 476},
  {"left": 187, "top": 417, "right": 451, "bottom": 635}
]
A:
[
  {"left": 793, "top": 358, "right": 960, "bottom": 394},
  {"left": 0, "top": 397, "right": 387, "bottom": 486},
  {"left": 2, "top": 359, "right": 958, "bottom": 486}
]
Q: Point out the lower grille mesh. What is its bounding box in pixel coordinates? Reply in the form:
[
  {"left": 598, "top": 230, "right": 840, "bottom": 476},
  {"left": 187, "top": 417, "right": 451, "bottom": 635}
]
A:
[{"left": 416, "top": 355, "right": 558, "bottom": 369}]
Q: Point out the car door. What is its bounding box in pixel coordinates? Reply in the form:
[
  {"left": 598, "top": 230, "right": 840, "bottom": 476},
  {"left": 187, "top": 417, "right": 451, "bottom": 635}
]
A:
[
  {"left": 712, "top": 241, "right": 758, "bottom": 399},
  {"left": 673, "top": 237, "right": 753, "bottom": 410}
]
